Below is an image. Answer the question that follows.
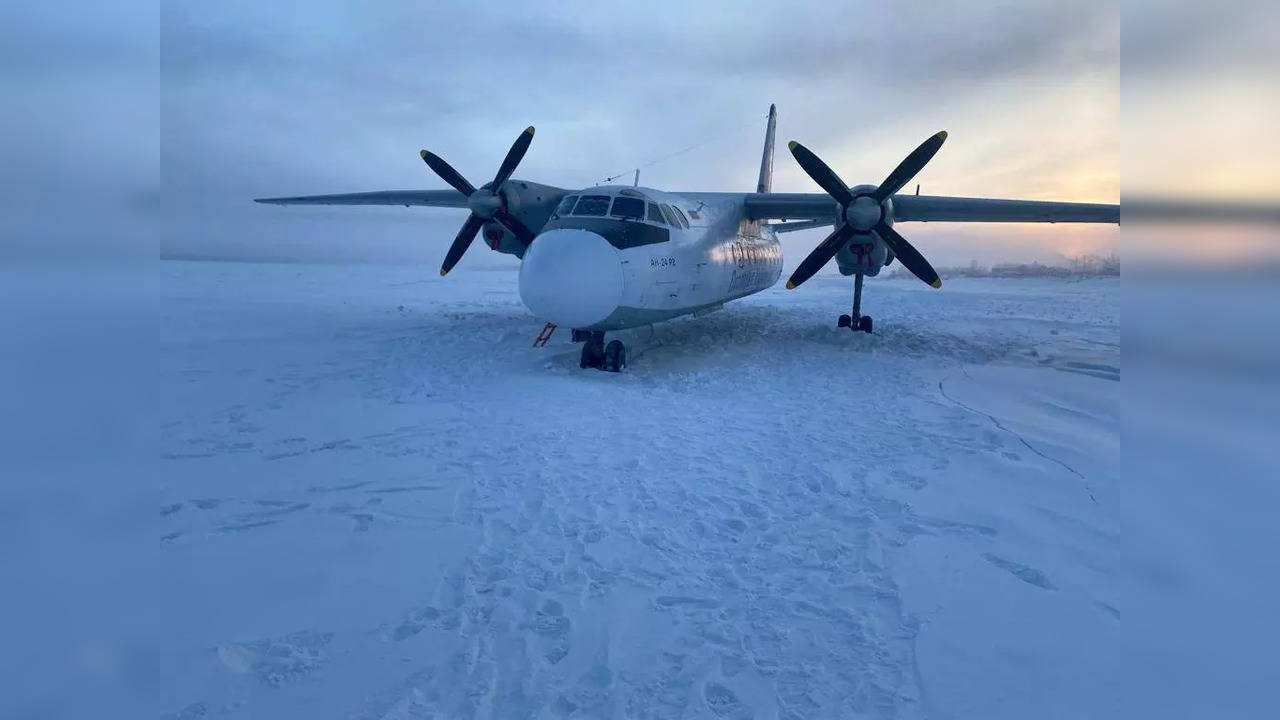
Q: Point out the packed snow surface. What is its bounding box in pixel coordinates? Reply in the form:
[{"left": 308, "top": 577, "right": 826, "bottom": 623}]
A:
[{"left": 150, "top": 261, "right": 1118, "bottom": 719}]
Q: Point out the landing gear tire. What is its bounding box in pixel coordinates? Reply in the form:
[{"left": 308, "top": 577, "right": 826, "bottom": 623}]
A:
[
  {"left": 603, "top": 340, "right": 627, "bottom": 373},
  {"left": 579, "top": 335, "right": 605, "bottom": 369},
  {"left": 858, "top": 315, "right": 873, "bottom": 334},
  {"left": 838, "top": 314, "right": 852, "bottom": 329},
  {"left": 579, "top": 332, "right": 621, "bottom": 371}
]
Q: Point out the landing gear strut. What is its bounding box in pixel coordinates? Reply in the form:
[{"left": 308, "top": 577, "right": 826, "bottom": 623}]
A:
[
  {"left": 578, "top": 331, "right": 626, "bottom": 372},
  {"left": 837, "top": 272, "right": 873, "bottom": 333}
]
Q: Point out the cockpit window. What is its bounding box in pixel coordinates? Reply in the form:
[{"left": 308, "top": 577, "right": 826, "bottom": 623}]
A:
[
  {"left": 610, "top": 196, "right": 645, "bottom": 220},
  {"left": 659, "top": 204, "right": 681, "bottom": 227},
  {"left": 672, "top": 206, "right": 691, "bottom": 228},
  {"left": 554, "top": 195, "right": 577, "bottom": 217},
  {"left": 572, "top": 195, "right": 611, "bottom": 216},
  {"left": 647, "top": 202, "right": 666, "bottom": 224}
]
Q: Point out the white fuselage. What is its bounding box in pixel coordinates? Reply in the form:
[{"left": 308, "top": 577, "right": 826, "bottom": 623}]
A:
[{"left": 518, "top": 186, "right": 782, "bottom": 331}]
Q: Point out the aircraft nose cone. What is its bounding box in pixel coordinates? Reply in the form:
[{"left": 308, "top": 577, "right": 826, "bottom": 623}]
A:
[{"left": 519, "top": 229, "right": 622, "bottom": 328}]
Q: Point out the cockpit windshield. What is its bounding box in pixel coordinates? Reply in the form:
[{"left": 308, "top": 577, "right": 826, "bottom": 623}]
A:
[
  {"left": 554, "top": 195, "right": 577, "bottom": 217},
  {"left": 548, "top": 190, "right": 673, "bottom": 250},
  {"left": 647, "top": 203, "right": 666, "bottom": 224},
  {"left": 571, "top": 195, "right": 610, "bottom": 216},
  {"left": 557, "top": 191, "right": 687, "bottom": 229},
  {"left": 610, "top": 196, "right": 645, "bottom": 220}
]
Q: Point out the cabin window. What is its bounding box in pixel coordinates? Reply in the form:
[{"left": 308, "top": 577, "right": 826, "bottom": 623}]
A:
[
  {"left": 659, "top": 204, "right": 681, "bottom": 227},
  {"left": 610, "top": 196, "right": 645, "bottom": 220},
  {"left": 646, "top": 202, "right": 667, "bottom": 224},
  {"left": 572, "top": 195, "right": 610, "bottom": 216},
  {"left": 554, "top": 195, "right": 578, "bottom": 217},
  {"left": 672, "top": 206, "right": 691, "bottom": 228}
]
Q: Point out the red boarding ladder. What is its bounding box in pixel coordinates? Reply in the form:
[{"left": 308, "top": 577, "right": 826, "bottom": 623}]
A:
[{"left": 532, "top": 322, "right": 557, "bottom": 347}]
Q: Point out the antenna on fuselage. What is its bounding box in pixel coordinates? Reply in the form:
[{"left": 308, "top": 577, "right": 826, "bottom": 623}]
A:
[
  {"left": 594, "top": 117, "right": 754, "bottom": 187},
  {"left": 634, "top": 169, "right": 640, "bottom": 187}
]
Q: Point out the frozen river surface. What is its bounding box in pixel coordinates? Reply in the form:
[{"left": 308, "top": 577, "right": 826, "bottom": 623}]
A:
[{"left": 148, "top": 262, "right": 1119, "bottom": 719}]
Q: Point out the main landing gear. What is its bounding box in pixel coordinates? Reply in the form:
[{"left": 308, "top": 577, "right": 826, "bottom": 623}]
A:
[
  {"left": 576, "top": 330, "right": 627, "bottom": 372},
  {"left": 837, "top": 272, "right": 873, "bottom": 333}
]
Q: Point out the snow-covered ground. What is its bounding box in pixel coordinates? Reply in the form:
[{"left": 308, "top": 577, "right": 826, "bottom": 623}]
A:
[{"left": 138, "top": 262, "right": 1118, "bottom": 719}]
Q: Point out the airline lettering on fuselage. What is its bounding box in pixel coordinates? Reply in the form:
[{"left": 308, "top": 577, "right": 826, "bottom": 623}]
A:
[{"left": 727, "top": 239, "right": 781, "bottom": 295}]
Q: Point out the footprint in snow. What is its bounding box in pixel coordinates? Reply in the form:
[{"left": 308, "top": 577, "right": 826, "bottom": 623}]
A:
[
  {"left": 391, "top": 606, "right": 440, "bottom": 641},
  {"left": 704, "top": 682, "right": 746, "bottom": 718},
  {"left": 1095, "top": 600, "right": 1121, "bottom": 620},
  {"left": 655, "top": 596, "right": 720, "bottom": 610},
  {"left": 531, "top": 599, "right": 571, "bottom": 664},
  {"left": 983, "top": 553, "right": 1056, "bottom": 590},
  {"left": 216, "top": 630, "right": 333, "bottom": 686}
]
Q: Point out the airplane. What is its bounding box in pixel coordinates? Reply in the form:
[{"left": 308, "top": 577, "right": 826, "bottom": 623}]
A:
[{"left": 256, "top": 105, "right": 1118, "bottom": 371}]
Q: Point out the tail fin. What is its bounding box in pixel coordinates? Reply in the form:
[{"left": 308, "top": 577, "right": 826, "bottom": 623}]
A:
[{"left": 756, "top": 103, "right": 777, "bottom": 193}]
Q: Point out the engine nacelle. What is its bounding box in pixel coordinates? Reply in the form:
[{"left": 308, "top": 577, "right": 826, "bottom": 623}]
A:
[
  {"left": 836, "top": 238, "right": 890, "bottom": 276},
  {"left": 836, "top": 184, "right": 894, "bottom": 276},
  {"left": 481, "top": 221, "right": 525, "bottom": 257},
  {"left": 482, "top": 179, "right": 565, "bottom": 258}
]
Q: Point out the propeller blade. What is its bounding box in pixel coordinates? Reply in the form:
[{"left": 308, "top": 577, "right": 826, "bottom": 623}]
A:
[
  {"left": 420, "top": 150, "right": 476, "bottom": 197},
  {"left": 875, "top": 223, "right": 941, "bottom": 288},
  {"left": 493, "top": 126, "right": 535, "bottom": 188},
  {"left": 873, "top": 131, "right": 947, "bottom": 202},
  {"left": 785, "top": 225, "right": 854, "bottom": 289},
  {"left": 440, "top": 213, "right": 485, "bottom": 276},
  {"left": 493, "top": 207, "right": 536, "bottom": 245},
  {"left": 787, "top": 141, "right": 853, "bottom": 206}
]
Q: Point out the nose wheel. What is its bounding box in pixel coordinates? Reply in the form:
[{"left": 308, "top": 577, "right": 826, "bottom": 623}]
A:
[
  {"left": 839, "top": 272, "right": 873, "bottom": 333},
  {"left": 838, "top": 314, "right": 873, "bottom": 333},
  {"left": 578, "top": 331, "right": 626, "bottom": 372}
]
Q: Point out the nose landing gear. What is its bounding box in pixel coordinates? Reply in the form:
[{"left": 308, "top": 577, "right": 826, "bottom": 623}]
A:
[
  {"left": 577, "top": 330, "right": 627, "bottom": 372},
  {"left": 838, "top": 314, "right": 873, "bottom": 333},
  {"left": 838, "top": 272, "right": 873, "bottom": 333}
]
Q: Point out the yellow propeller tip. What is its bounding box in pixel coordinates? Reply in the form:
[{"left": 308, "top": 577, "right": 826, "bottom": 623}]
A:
[
  {"left": 439, "top": 269, "right": 448, "bottom": 277},
  {"left": 787, "top": 141, "right": 799, "bottom": 150},
  {"left": 930, "top": 279, "right": 942, "bottom": 289},
  {"left": 936, "top": 131, "right": 948, "bottom": 141},
  {"left": 524, "top": 126, "right": 535, "bottom": 135},
  {"left": 785, "top": 281, "right": 796, "bottom": 290},
  {"left": 419, "top": 149, "right": 429, "bottom": 159}
]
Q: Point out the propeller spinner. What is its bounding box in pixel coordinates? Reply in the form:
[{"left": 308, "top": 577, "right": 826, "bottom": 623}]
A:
[
  {"left": 420, "top": 126, "right": 538, "bottom": 276},
  {"left": 784, "top": 132, "right": 947, "bottom": 290}
]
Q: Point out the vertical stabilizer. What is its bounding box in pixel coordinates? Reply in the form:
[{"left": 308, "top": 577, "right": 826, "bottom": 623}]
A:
[{"left": 756, "top": 104, "right": 777, "bottom": 193}]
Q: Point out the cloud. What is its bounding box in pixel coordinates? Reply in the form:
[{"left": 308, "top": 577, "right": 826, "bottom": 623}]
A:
[{"left": 150, "top": 0, "right": 1119, "bottom": 265}]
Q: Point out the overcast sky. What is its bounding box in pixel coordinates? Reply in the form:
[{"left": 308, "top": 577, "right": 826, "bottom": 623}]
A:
[{"left": 155, "top": 0, "right": 1127, "bottom": 268}]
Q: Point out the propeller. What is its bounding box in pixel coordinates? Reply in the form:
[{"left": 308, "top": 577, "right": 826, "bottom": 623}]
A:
[
  {"left": 420, "top": 126, "right": 538, "bottom": 276},
  {"left": 784, "top": 131, "right": 947, "bottom": 290}
]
